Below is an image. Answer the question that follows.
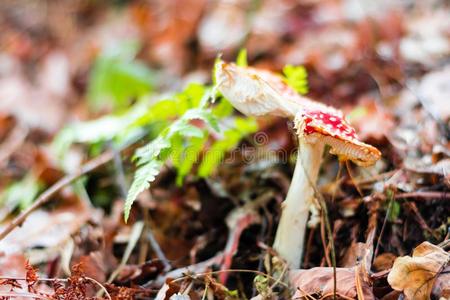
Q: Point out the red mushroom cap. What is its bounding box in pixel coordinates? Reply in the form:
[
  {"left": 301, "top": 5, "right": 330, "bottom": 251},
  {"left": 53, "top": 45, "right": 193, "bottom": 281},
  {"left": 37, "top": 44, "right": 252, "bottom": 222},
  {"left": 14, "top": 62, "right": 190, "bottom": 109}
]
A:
[{"left": 295, "top": 108, "right": 381, "bottom": 166}]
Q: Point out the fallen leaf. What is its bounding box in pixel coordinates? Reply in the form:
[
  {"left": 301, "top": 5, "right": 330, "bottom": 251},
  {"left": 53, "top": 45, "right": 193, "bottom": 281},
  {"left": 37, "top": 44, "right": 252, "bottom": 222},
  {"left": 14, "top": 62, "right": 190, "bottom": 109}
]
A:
[
  {"left": 432, "top": 266, "right": 450, "bottom": 299},
  {"left": 290, "top": 266, "right": 374, "bottom": 300},
  {"left": 0, "top": 199, "right": 92, "bottom": 258},
  {"left": 387, "top": 242, "right": 450, "bottom": 300},
  {"left": 373, "top": 253, "right": 397, "bottom": 272}
]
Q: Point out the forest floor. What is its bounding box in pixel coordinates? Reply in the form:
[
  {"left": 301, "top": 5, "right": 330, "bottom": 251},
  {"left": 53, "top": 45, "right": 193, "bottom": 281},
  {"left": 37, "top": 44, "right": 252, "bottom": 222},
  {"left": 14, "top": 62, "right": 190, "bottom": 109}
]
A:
[{"left": 0, "top": 1, "right": 449, "bottom": 299}]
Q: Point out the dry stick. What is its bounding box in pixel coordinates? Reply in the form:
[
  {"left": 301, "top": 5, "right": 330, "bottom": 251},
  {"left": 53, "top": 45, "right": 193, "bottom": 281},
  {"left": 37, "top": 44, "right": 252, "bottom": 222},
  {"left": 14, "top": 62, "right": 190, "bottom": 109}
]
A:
[
  {"left": 345, "top": 161, "right": 364, "bottom": 198},
  {"left": 170, "top": 269, "right": 288, "bottom": 288},
  {"left": 395, "top": 191, "right": 450, "bottom": 200},
  {"left": 373, "top": 189, "right": 395, "bottom": 260},
  {"left": 368, "top": 191, "right": 450, "bottom": 202},
  {"left": 319, "top": 214, "right": 332, "bottom": 268},
  {"left": 110, "top": 143, "right": 128, "bottom": 198},
  {"left": 303, "top": 227, "right": 315, "bottom": 267},
  {"left": 0, "top": 292, "right": 52, "bottom": 300},
  {"left": 0, "top": 150, "right": 114, "bottom": 241},
  {"left": 439, "top": 239, "right": 450, "bottom": 250},
  {"left": 85, "top": 276, "right": 112, "bottom": 300},
  {"left": 318, "top": 198, "right": 337, "bottom": 300},
  {"left": 252, "top": 216, "right": 268, "bottom": 298},
  {"left": 331, "top": 162, "right": 343, "bottom": 204},
  {"left": 146, "top": 223, "right": 171, "bottom": 271}
]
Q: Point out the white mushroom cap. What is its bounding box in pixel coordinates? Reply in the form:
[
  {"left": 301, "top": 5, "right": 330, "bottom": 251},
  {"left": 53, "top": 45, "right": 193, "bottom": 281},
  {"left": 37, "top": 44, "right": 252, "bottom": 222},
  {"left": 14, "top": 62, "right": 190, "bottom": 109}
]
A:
[
  {"left": 215, "top": 61, "right": 341, "bottom": 116},
  {"left": 215, "top": 61, "right": 299, "bottom": 117}
]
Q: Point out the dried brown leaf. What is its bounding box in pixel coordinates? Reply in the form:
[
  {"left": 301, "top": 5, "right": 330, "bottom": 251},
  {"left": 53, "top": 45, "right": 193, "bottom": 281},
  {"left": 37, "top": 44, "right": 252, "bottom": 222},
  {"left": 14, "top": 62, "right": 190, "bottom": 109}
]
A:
[
  {"left": 290, "top": 266, "right": 374, "bottom": 300},
  {"left": 387, "top": 242, "right": 450, "bottom": 300}
]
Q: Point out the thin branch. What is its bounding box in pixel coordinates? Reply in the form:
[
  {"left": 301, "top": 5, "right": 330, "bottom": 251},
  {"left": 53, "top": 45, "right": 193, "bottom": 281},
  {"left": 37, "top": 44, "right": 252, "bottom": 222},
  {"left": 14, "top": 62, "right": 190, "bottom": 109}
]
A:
[
  {"left": 395, "top": 191, "right": 450, "bottom": 200},
  {"left": 0, "top": 292, "right": 52, "bottom": 299},
  {"left": 85, "top": 276, "right": 112, "bottom": 300},
  {"left": 109, "top": 142, "right": 128, "bottom": 198},
  {"left": 0, "top": 151, "right": 114, "bottom": 241},
  {"left": 374, "top": 189, "right": 395, "bottom": 259},
  {"left": 146, "top": 225, "right": 171, "bottom": 271},
  {"left": 366, "top": 191, "right": 450, "bottom": 202},
  {"left": 170, "top": 269, "right": 288, "bottom": 288}
]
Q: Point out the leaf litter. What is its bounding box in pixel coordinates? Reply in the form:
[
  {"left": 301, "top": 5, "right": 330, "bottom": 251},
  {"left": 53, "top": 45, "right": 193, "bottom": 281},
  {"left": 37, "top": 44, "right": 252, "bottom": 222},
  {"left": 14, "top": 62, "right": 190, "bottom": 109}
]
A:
[{"left": 0, "top": 0, "right": 449, "bottom": 299}]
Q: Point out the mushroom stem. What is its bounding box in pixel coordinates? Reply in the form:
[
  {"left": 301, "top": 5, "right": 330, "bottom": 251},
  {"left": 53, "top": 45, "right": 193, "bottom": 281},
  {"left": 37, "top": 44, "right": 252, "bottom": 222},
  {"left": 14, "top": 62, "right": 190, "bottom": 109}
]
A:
[{"left": 273, "top": 139, "right": 324, "bottom": 268}]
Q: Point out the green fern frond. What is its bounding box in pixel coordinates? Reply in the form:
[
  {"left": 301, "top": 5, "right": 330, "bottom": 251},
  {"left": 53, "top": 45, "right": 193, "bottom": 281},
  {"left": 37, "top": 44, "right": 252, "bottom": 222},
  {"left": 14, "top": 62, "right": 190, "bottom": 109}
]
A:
[
  {"left": 124, "top": 160, "right": 163, "bottom": 221},
  {"left": 282, "top": 64, "right": 309, "bottom": 95},
  {"left": 236, "top": 48, "right": 248, "bottom": 67}
]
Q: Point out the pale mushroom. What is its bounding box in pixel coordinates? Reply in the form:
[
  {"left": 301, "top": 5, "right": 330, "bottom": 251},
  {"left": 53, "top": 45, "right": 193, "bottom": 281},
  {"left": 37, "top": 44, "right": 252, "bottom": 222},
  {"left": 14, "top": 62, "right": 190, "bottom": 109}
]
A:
[{"left": 215, "top": 61, "right": 381, "bottom": 268}]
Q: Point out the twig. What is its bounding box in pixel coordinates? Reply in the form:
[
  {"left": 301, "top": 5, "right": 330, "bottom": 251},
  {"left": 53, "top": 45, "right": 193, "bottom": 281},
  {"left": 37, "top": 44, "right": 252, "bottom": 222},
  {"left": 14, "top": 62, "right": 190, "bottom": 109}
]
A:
[
  {"left": 252, "top": 216, "right": 268, "bottom": 298},
  {"left": 0, "top": 150, "right": 114, "bottom": 241},
  {"left": 146, "top": 225, "right": 171, "bottom": 271},
  {"left": 319, "top": 213, "right": 332, "bottom": 267},
  {"left": 141, "top": 208, "right": 171, "bottom": 270},
  {"left": 109, "top": 142, "right": 128, "bottom": 198},
  {"left": 366, "top": 191, "right": 450, "bottom": 202},
  {"left": 85, "top": 276, "right": 112, "bottom": 300},
  {"left": 303, "top": 227, "right": 315, "bottom": 267},
  {"left": 318, "top": 199, "right": 337, "bottom": 300},
  {"left": 0, "top": 292, "right": 52, "bottom": 299},
  {"left": 107, "top": 221, "right": 145, "bottom": 284},
  {"left": 374, "top": 189, "right": 395, "bottom": 259},
  {"left": 354, "top": 265, "right": 365, "bottom": 300},
  {"left": 345, "top": 161, "right": 364, "bottom": 197},
  {"left": 0, "top": 277, "right": 68, "bottom": 282},
  {"left": 403, "top": 201, "right": 434, "bottom": 235},
  {"left": 394, "top": 191, "right": 450, "bottom": 200},
  {"left": 438, "top": 239, "right": 450, "bottom": 250},
  {"left": 269, "top": 263, "right": 288, "bottom": 290},
  {"left": 169, "top": 269, "right": 288, "bottom": 288}
]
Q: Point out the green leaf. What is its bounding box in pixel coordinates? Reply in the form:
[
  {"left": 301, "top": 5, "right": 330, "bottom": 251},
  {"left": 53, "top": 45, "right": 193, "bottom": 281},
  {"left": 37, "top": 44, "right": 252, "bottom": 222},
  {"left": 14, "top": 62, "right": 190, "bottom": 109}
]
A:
[
  {"left": 234, "top": 117, "right": 258, "bottom": 133},
  {"left": 183, "top": 109, "right": 220, "bottom": 132},
  {"left": 170, "top": 134, "right": 184, "bottom": 169},
  {"left": 388, "top": 201, "right": 401, "bottom": 222},
  {"left": 236, "top": 48, "right": 248, "bottom": 67},
  {"left": 88, "top": 42, "right": 156, "bottom": 110},
  {"left": 175, "top": 83, "right": 206, "bottom": 110},
  {"left": 135, "top": 136, "right": 171, "bottom": 163},
  {"left": 198, "top": 117, "right": 258, "bottom": 177},
  {"left": 282, "top": 64, "right": 309, "bottom": 95},
  {"left": 175, "top": 135, "right": 207, "bottom": 185},
  {"left": 198, "top": 129, "right": 239, "bottom": 177},
  {"left": 52, "top": 102, "right": 148, "bottom": 159},
  {"left": 124, "top": 160, "right": 162, "bottom": 222},
  {"left": 212, "top": 98, "right": 234, "bottom": 118},
  {"left": 168, "top": 122, "right": 205, "bottom": 139},
  {"left": 212, "top": 56, "right": 223, "bottom": 86},
  {"left": 0, "top": 173, "right": 41, "bottom": 221}
]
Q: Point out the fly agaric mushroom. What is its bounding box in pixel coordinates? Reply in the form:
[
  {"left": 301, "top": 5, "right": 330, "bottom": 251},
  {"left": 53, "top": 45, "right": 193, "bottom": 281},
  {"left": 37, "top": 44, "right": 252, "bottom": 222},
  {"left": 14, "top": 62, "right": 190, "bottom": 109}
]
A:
[{"left": 215, "top": 61, "right": 381, "bottom": 268}]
